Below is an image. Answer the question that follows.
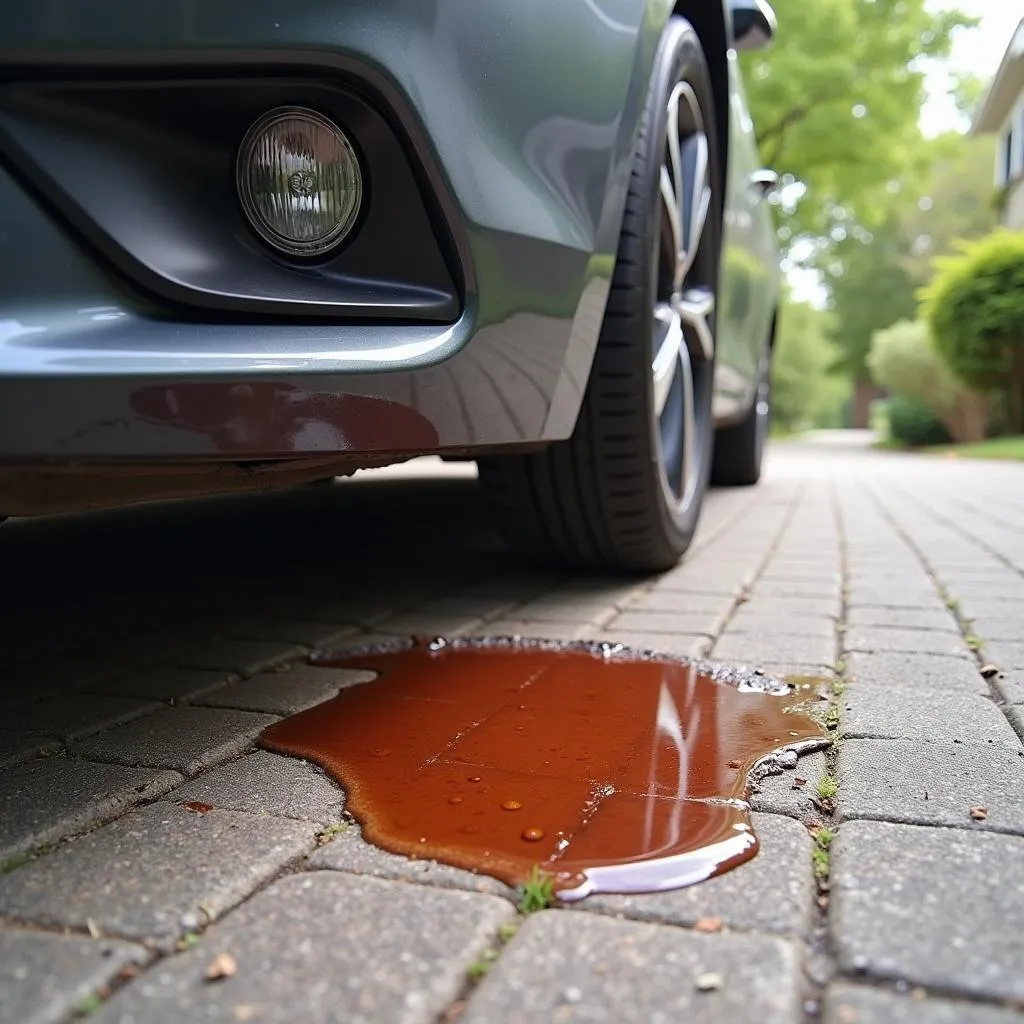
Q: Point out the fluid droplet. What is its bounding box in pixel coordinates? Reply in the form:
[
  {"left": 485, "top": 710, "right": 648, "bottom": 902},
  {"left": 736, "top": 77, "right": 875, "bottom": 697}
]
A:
[
  {"left": 522, "top": 827, "right": 545, "bottom": 842},
  {"left": 448, "top": 796, "right": 464, "bottom": 805},
  {"left": 501, "top": 799, "right": 523, "bottom": 811}
]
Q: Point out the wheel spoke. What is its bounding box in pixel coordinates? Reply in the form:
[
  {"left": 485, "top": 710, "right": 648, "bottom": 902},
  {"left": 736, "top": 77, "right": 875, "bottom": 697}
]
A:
[
  {"left": 652, "top": 303, "right": 683, "bottom": 417},
  {"left": 678, "top": 133, "right": 711, "bottom": 285},
  {"left": 675, "top": 286, "right": 715, "bottom": 362},
  {"left": 659, "top": 166, "right": 683, "bottom": 273},
  {"left": 679, "top": 345, "right": 696, "bottom": 502}
]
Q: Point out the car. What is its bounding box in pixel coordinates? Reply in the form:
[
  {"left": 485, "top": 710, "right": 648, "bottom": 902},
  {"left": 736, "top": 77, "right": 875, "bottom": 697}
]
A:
[{"left": 0, "top": 0, "right": 780, "bottom": 572}]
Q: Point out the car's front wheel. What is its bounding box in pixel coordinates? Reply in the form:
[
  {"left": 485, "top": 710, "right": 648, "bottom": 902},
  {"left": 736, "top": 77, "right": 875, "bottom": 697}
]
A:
[{"left": 478, "top": 16, "right": 721, "bottom": 572}]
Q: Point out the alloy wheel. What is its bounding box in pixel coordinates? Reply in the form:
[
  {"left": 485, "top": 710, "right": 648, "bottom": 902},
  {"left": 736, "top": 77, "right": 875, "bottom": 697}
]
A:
[{"left": 651, "top": 81, "right": 716, "bottom": 511}]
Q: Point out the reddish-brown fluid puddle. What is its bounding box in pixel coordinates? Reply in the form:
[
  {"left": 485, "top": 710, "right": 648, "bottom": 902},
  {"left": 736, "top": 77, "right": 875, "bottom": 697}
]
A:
[{"left": 261, "top": 638, "right": 826, "bottom": 900}]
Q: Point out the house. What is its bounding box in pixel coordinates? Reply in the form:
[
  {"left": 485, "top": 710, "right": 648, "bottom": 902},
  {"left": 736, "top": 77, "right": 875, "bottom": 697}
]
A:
[{"left": 973, "top": 16, "right": 1024, "bottom": 228}]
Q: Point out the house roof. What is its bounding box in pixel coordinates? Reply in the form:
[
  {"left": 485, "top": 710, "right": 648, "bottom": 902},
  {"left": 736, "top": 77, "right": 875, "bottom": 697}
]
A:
[{"left": 973, "top": 17, "right": 1024, "bottom": 134}]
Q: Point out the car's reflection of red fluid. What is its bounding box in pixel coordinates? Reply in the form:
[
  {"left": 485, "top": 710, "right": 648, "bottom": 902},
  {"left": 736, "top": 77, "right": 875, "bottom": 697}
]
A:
[{"left": 130, "top": 381, "right": 439, "bottom": 455}]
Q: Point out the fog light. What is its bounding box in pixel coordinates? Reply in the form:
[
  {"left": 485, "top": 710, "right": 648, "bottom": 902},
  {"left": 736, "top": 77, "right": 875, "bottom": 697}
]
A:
[{"left": 236, "top": 106, "right": 363, "bottom": 257}]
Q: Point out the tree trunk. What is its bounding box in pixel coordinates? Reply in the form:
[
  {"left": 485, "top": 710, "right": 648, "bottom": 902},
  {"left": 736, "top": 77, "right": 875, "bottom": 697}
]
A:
[
  {"left": 945, "top": 393, "right": 988, "bottom": 443},
  {"left": 852, "top": 376, "right": 885, "bottom": 429},
  {"left": 1008, "top": 346, "right": 1024, "bottom": 435}
]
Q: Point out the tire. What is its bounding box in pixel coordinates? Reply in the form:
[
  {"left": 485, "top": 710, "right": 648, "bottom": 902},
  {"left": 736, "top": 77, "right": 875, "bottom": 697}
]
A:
[
  {"left": 710, "top": 328, "right": 773, "bottom": 487},
  {"left": 478, "top": 17, "right": 722, "bottom": 572}
]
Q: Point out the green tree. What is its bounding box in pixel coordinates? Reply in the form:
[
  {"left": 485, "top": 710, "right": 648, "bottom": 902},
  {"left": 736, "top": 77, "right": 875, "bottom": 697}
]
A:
[
  {"left": 896, "top": 133, "right": 998, "bottom": 284},
  {"left": 742, "top": 0, "right": 973, "bottom": 236},
  {"left": 771, "top": 299, "right": 849, "bottom": 431},
  {"left": 922, "top": 231, "right": 1024, "bottom": 432},
  {"left": 820, "top": 131, "right": 996, "bottom": 404},
  {"left": 867, "top": 319, "right": 987, "bottom": 441}
]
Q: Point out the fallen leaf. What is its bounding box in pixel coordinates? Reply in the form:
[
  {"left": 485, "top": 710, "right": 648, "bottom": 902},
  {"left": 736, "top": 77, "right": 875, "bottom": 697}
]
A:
[
  {"left": 792, "top": 777, "right": 807, "bottom": 789},
  {"left": 182, "top": 801, "right": 215, "bottom": 814},
  {"left": 694, "top": 916, "right": 722, "bottom": 933},
  {"left": 980, "top": 664, "right": 1000, "bottom": 679},
  {"left": 117, "top": 965, "right": 140, "bottom": 982},
  {"left": 695, "top": 972, "right": 723, "bottom": 992},
  {"left": 86, "top": 918, "right": 101, "bottom": 939},
  {"left": 205, "top": 953, "right": 237, "bottom": 981},
  {"left": 969, "top": 806, "right": 988, "bottom": 821},
  {"left": 727, "top": 760, "right": 741, "bottom": 769}
]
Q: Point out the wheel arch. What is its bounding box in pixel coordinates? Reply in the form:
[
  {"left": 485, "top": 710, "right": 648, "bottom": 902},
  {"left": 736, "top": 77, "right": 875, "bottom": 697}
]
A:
[{"left": 672, "top": 1, "right": 730, "bottom": 195}]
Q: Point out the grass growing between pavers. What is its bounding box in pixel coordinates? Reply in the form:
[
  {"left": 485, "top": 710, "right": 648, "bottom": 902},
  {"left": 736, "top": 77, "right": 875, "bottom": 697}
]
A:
[
  {"left": 873, "top": 436, "right": 1024, "bottom": 461},
  {"left": 515, "top": 865, "right": 556, "bottom": 914}
]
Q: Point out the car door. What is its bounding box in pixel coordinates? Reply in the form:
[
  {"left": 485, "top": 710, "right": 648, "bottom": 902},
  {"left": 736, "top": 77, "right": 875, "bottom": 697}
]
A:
[{"left": 714, "top": 1, "right": 780, "bottom": 424}]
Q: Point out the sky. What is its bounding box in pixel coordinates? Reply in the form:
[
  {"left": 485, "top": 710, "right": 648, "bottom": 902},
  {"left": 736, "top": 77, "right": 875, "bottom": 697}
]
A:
[{"left": 920, "top": 0, "right": 1023, "bottom": 136}]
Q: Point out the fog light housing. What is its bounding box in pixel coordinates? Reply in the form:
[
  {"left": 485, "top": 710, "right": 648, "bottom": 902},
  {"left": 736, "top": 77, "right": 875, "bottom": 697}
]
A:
[{"left": 236, "top": 106, "right": 363, "bottom": 257}]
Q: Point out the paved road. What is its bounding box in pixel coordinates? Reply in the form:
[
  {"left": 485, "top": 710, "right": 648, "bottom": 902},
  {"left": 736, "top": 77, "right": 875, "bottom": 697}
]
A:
[{"left": 2, "top": 438, "right": 1023, "bottom": 1024}]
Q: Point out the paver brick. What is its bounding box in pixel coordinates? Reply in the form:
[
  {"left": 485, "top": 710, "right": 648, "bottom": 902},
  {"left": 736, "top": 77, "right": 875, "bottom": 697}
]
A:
[
  {"left": 88, "top": 667, "right": 235, "bottom": 704},
  {"left": 579, "top": 813, "right": 813, "bottom": 936},
  {"left": 978, "top": 639, "right": 1024, "bottom": 670},
  {"left": 71, "top": 706, "right": 279, "bottom": 777},
  {"left": 713, "top": 632, "right": 834, "bottom": 667},
  {"left": 9, "top": 694, "right": 159, "bottom": 741},
  {"left": 308, "top": 823, "right": 514, "bottom": 898},
  {"left": 177, "top": 639, "right": 306, "bottom": 677},
  {"left": 0, "top": 731, "right": 61, "bottom": 769},
  {"left": 845, "top": 652, "right": 990, "bottom": 695},
  {"left": 621, "top": 590, "right": 736, "bottom": 616},
  {"left": 841, "top": 682, "right": 1020, "bottom": 746},
  {"left": 751, "top": 578, "right": 841, "bottom": 600},
  {"left": 594, "top": 631, "right": 710, "bottom": 658},
  {"left": 837, "top": 738, "right": 1024, "bottom": 834},
  {"left": 0, "top": 803, "right": 315, "bottom": 951},
  {"left": 95, "top": 872, "right": 513, "bottom": 1023},
  {"left": 750, "top": 751, "right": 830, "bottom": 819},
  {"left": 605, "top": 609, "right": 723, "bottom": 635},
  {"left": 0, "top": 927, "right": 148, "bottom": 1024},
  {"left": 727, "top": 609, "right": 836, "bottom": 639},
  {"left": 843, "top": 607, "right": 960, "bottom": 631},
  {"left": 195, "top": 665, "right": 375, "bottom": 716},
  {"left": 831, "top": 820, "right": 1024, "bottom": 1001},
  {"left": 0, "top": 758, "right": 181, "bottom": 862},
  {"left": 842, "top": 627, "right": 970, "bottom": 658},
  {"left": 476, "top": 619, "right": 594, "bottom": 641},
  {"left": 168, "top": 750, "right": 345, "bottom": 825},
  {"left": 823, "top": 984, "right": 1024, "bottom": 1024},
  {"left": 461, "top": 910, "right": 801, "bottom": 1024}
]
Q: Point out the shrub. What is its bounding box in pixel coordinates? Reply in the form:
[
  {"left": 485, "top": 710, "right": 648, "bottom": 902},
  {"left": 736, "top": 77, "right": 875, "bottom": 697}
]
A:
[
  {"left": 885, "top": 395, "right": 951, "bottom": 447},
  {"left": 866, "top": 319, "right": 988, "bottom": 441},
  {"left": 921, "top": 230, "right": 1024, "bottom": 431}
]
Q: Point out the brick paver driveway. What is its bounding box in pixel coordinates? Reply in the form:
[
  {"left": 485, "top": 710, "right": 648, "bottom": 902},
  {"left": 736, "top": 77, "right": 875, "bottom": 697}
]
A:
[{"left": 2, "top": 435, "right": 1023, "bottom": 1024}]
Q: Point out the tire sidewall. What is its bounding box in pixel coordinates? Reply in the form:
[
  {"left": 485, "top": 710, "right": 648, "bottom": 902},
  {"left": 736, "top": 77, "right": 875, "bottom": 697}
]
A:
[{"left": 639, "top": 19, "right": 722, "bottom": 550}]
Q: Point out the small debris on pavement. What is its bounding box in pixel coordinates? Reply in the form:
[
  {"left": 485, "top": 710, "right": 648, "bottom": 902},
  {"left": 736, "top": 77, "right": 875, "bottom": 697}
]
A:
[
  {"left": 182, "top": 801, "right": 215, "bottom": 814},
  {"left": 205, "top": 953, "right": 238, "bottom": 981},
  {"left": 980, "top": 664, "right": 1000, "bottom": 679},
  {"left": 694, "top": 916, "right": 722, "bottom": 933},
  {"left": 85, "top": 917, "right": 101, "bottom": 939},
  {"left": 695, "top": 972, "right": 723, "bottom": 992},
  {"left": 969, "top": 806, "right": 988, "bottom": 821},
  {"left": 792, "top": 776, "right": 807, "bottom": 789},
  {"left": 727, "top": 759, "right": 741, "bottom": 768},
  {"left": 777, "top": 749, "right": 798, "bottom": 769}
]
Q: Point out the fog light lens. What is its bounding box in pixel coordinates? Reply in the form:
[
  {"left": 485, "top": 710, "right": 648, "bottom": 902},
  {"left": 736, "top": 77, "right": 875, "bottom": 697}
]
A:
[{"left": 236, "top": 106, "right": 363, "bottom": 256}]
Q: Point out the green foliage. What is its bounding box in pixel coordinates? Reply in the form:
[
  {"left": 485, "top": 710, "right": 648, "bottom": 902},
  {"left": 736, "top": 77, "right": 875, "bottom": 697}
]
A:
[
  {"left": 822, "top": 133, "right": 997, "bottom": 381},
  {"left": 825, "top": 217, "right": 919, "bottom": 377},
  {"left": 742, "top": 0, "right": 973, "bottom": 236},
  {"left": 867, "top": 319, "right": 988, "bottom": 442},
  {"left": 921, "top": 231, "right": 1024, "bottom": 430},
  {"left": 883, "top": 394, "right": 950, "bottom": 447},
  {"left": 770, "top": 300, "right": 849, "bottom": 431},
  {"left": 516, "top": 865, "right": 555, "bottom": 914}
]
